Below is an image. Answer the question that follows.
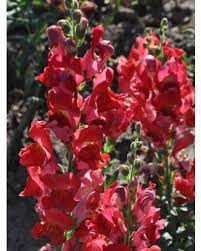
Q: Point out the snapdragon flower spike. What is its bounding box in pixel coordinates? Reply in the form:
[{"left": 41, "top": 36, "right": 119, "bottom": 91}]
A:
[
  {"left": 117, "top": 32, "right": 195, "bottom": 147},
  {"left": 20, "top": 16, "right": 165, "bottom": 250}
]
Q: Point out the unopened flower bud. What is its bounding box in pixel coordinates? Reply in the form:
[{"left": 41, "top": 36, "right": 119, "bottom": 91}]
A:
[
  {"left": 65, "top": 0, "right": 79, "bottom": 9},
  {"left": 64, "top": 0, "right": 73, "bottom": 8},
  {"left": 130, "top": 142, "right": 136, "bottom": 152},
  {"left": 47, "top": 25, "right": 62, "bottom": 48},
  {"left": 145, "top": 54, "right": 157, "bottom": 72},
  {"left": 76, "top": 17, "right": 88, "bottom": 39},
  {"left": 135, "top": 122, "right": 142, "bottom": 135},
  {"left": 57, "top": 19, "right": 71, "bottom": 34},
  {"left": 64, "top": 38, "right": 77, "bottom": 55},
  {"left": 144, "top": 27, "right": 151, "bottom": 35},
  {"left": 119, "top": 164, "right": 130, "bottom": 176},
  {"left": 114, "top": 186, "right": 128, "bottom": 209},
  {"left": 133, "top": 159, "right": 141, "bottom": 169},
  {"left": 72, "top": 0, "right": 79, "bottom": 9},
  {"left": 131, "top": 141, "right": 142, "bottom": 152},
  {"left": 127, "top": 152, "right": 133, "bottom": 164},
  {"left": 80, "top": 1, "right": 97, "bottom": 18},
  {"left": 160, "top": 17, "right": 169, "bottom": 31},
  {"left": 73, "top": 9, "right": 82, "bottom": 23}
]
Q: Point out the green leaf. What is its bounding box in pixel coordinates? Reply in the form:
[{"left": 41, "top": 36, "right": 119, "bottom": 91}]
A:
[
  {"left": 64, "top": 229, "right": 73, "bottom": 240},
  {"left": 105, "top": 170, "right": 119, "bottom": 188},
  {"left": 103, "top": 137, "right": 115, "bottom": 153},
  {"left": 77, "top": 81, "right": 87, "bottom": 92}
]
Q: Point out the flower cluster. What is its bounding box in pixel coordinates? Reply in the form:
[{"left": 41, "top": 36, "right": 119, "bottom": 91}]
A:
[
  {"left": 117, "top": 31, "right": 194, "bottom": 148},
  {"left": 174, "top": 159, "right": 195, "bottom": 203},
  {"left": 19, "top": 2, "right": 164, "bottom": 250}
]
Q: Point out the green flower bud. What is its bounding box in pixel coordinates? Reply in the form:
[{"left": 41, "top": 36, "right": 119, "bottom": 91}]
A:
[
  {"left": 72, "top": 0, "right": 79, "bottom": 9},
  {"left": 127, "top": 152, "right": 133, "bottom": 164},
  {"left": 76, "top": 17, "right": 88, "bottom": 39},
  {"left": 57, "top": 19, "right": 71, "bottom": 34},
  {"left": 135, "top": 122, "right": 142, "bottom": 134},
  {"left": 130, "top": 142, "right": 136, "bottom": 151},
  {"left": 160, "top": 17, "right": 169, "bottom": 31},
  {"left": 119, "top": 165, "right": 130, "bottom": 177},
  {"left": 64, "top": 0, "right": 73, "bottom": 9},
  {"left": 64, "top": 0, "right": 79, "bottom": 9},
  {"left": 73, "top": 9, "right": 82, "bottom": 23},
  {"left": 144, "top": 27, "right": 151, "bottom": 35}
]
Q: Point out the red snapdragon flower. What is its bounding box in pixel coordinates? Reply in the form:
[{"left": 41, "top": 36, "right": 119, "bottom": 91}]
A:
[
  {"left": 46, "top": 87, "right": 82, "bottom": 143},
  {"left": 174, "top": 160, "right": 195, "bottom": 203},
  {"left": 117, "top": 33, "right": 195, "bottom": 147},
  {"left": 39, "top": 172, "right": 81, "bottom": 211},
  {"left": 82, "top": 68, "right": 130, "bottom": 138},
  {"left": 71, "top": 125, "right": 110, "bottom": 170},
  {"left": 32, "top": 208, "right": 73, "bottom": 246},
  {"left": 19, "top": 120, "right": 57, "bottom": 170},
  {"left": 83, "top": 25, "right": 114, "bottom": 80}
]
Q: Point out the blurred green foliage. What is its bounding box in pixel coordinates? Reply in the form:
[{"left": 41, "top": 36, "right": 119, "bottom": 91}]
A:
[{"left": 7, "top": 0, "right": 61, "bottom": 91}]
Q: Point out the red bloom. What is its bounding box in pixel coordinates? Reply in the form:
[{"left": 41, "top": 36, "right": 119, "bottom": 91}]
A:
[
  {"left": 132, "top": 208, "right": 165, "bottom": 250},
  {"left": 132, "top": 184, "right": 156, "bottom": 224},
  {"left": 174, "top": 160, "right": 195, "bottom": 203},
  {"left": 83, "top": 236, "right": 107, "bottom": 251},
  {"left": 73, "top": 169, "right": 104, "bottom": 223},
  {"left": 103, "top": 244, "right": 131, "bottom": 251},
  {"left": 36, "top": 53, "right": 83, "bottom": 88},
  {"left": 142, "top": 245, "right": 161, "bottom": 251},
  {"left": 32, "top": 208, "right": 72, "bottom": 246},
  {"left": 39, "top": 244, "right": 54, "bottom": 251},
  {"left": 39, "top": 172, "right": 81, "bottom": 212},
  {"left": 82, "top": 80, "right": 129, "bottom": 138},
  {"left": 47, "top": 87, "right": 81, "bottom": 143},
  {"left": 71, "top": 125, "right": 110, "bottom": 170},
  {"left": 117, "top": 33, "right": 195, "bottom": 146},
  {"left": 83, "top": 25, "right": 114, "bottom": 80},
  {"left": 19, "top": 176, "right": 43, "bottom": 198},
  {"left": 19, "top": 120, "right": 56, "bottom": 170},
  {"left": 172, "top": 130, "right": 194, "bottom": 158}
]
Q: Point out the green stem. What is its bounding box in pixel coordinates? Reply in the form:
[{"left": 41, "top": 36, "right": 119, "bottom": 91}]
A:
[
  {"left": 164, "top": 151, "right": 172, "bottom": 214},
  {"left": 66, "top": 145, "right": 74, "bottom": 173}
]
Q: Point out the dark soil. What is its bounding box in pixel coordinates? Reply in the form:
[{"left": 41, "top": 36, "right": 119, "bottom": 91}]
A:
[{"left": 7, "top": 0, "right": 194, "bottom": 250}]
